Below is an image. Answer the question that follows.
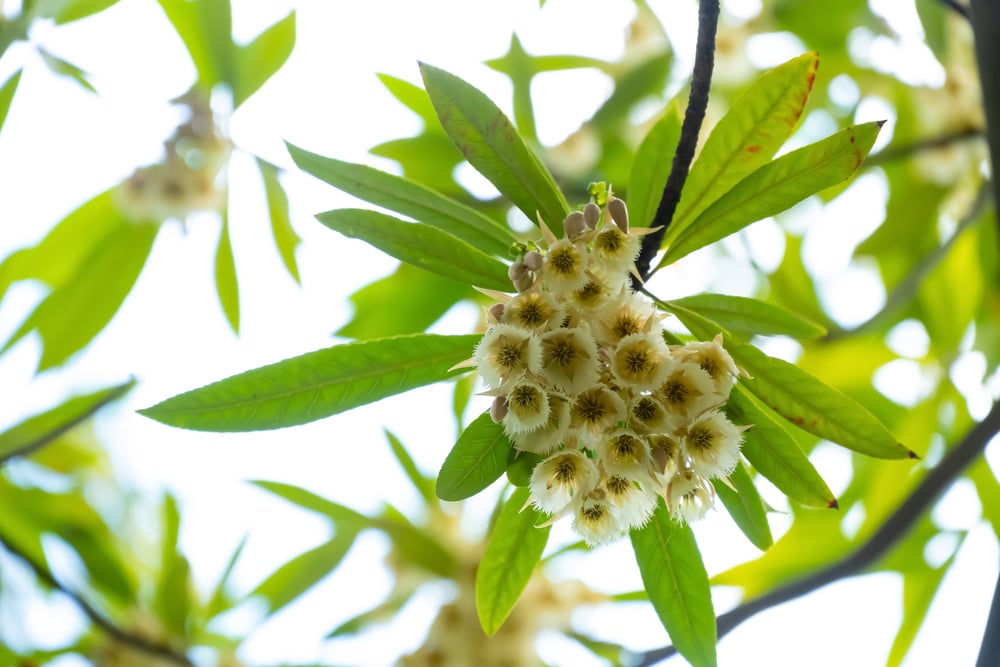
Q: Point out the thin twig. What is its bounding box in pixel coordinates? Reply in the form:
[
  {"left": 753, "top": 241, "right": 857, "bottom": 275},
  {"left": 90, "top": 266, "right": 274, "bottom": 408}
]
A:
[
  {"left": 632, "top": 0, "right": 720, "bottom": 285},
  {"left": 0, "top": 529, "right": 194, "bottom": 666},
  {"left": 862, "top": 127, "right": 985, "bottom": 170},
  {"left": 635, "top": 398, "right": 1000, "bottom": 666}
]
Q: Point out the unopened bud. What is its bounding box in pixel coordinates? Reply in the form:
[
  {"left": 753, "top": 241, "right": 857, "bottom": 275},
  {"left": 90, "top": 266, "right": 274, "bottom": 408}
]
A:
[
  {"left": 513, "top": 272, "right": 534, "bottom": 292},
  {"left": 608, "top": 197, "right": 629, "bottom": 233},
  {"left": 508, "top": 261, "right": 528, "bottom": 282},
  {"left": 562, "top": 210, "right": 587, "bottom": 239},
  {"left": 523, "top": 250, "right": 543, "bottom": 271},
  {"left": 490, "top": 396, "right": 509, "bottom": 423},
  {"left": 488, "top": 303, "right": 505, "bottom": 322},
  {"left": 584, "top": 202, "right": 600, "bottom": 229}
]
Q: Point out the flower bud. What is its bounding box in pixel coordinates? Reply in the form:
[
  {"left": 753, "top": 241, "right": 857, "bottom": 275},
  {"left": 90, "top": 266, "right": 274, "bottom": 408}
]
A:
[
  {"left": 608, "top": 197, "right": 629, "bottom": 233},
  {"left": 488, "top": 303, "right": 505, "bottom": 323},
  {"left": 490, "top": 396, "right": 509, "bottom": 423},
  {"left": 513, "top": 272, "right": 535, "bottom": 292},
  {"left": 508, "top": 261, "right": 528, "bottom": 282},
  {"left": 523, "top": 250, "right": 543, "bottom": 272},
  {"left": 563, "top": 210, "right": 587, "bottom": 240},
  {"left": 584, "top": 202, "right": 600, "bottom": 229}
]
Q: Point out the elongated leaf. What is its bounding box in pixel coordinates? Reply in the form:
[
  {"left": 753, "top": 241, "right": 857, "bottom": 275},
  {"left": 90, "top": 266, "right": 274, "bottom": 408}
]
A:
[
  {"left": 436, "top": 411, "right": 512, "bottom": 501},
  {"left": 670, "top": 52, "right": 819, "bottom": 236},
  {"left": 630, "top": 501, "right": 716, "bottom": 667},
  {"left": 258, "top": 159, "right": 301, "bottom": 283},
  {"left": 155, "top": 495, "right": 192, "bottom": 637},
  {"left": 38, "top": 48, "right": 96, "bottom": 93},
  {"left": 886, "top": 555, "right": 956, "bottom": 667},
  {"left": 0, "top": 379, "right": 135, "bottom": 466},
  {"left": 728, "top": 387, "right": 836, "bottom": 508},
  {"left": 3, "top": 220, "right": 159, "bottom": 371},
  {"left": 233, "top": 10, "right": 295, "bottom": 106},
  {"left": 713, "top": 460, "right": 772, "bottom": 550},
  {"left": 507, "top": 450, "right": 543, "bottom": 487},
  {"left": 667, "top": 293, "right": 826, "bottom": 339},
  {"left": 476, "top": 487, "right": 551, "bottom": 635},
  {"left": 140, "top": 333, "right": 480, "bottom": 432},
  {"left": 0, "top": 69, "right": 22, "bottom": 134},
  {"left": 377, "top": 73, "right": 439, "bottom": 126},
  {"left": 289, "top": 143, "right": 514, "bottom": 256},
  {"left": 254, "top": 480, "right": 456, "bottom": 577},
  {"left": 326, "top": 587, "right": 416, "bottom": 638},
  {"left": 206, "top": 536, "right": 247, "bottom": 618},
  {"left": 628, "top": 100, "right": 682, "bottom": 228},
  {"left": 419, "top": 62, "right": 569, "bottom": 226},
  {"left": 49, "top": 0, "right": 121, "bottom": 24},
  {"left": 659, "top": 121, "right": 883, "bottom": 267},
  {"left": 731, "top": 341, "right": 914, "bottom": 459},
  {"left": 385, "top": 430, "right": 436, "bottom": 506},
  {"left": 592, "top": 53, "right": 672, "bottom": 127},
  {"left": 251, "top": 530, "right": 358, "bottom": 615},
  {"left": 214, "top": 213, "right": 240, "bottom": 334},
  {"left": 156, "top": 0, "right": 222, "bottom": 88},
  {"left": 317, "top": 208, "right": 510, "bottom": 291}
]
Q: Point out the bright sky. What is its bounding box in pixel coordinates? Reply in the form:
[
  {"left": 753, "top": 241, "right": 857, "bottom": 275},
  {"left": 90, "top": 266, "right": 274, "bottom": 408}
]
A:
[{"left": 0, "top": 1, "right": 997, "bottom": 666}]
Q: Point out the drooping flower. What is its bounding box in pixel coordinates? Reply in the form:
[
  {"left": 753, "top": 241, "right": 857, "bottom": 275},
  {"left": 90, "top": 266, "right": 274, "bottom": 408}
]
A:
[
  {"left": 473, "top": 324, "right": 542, "bottom": 388},
  {"left": 570, "top": 385, "right": 626, "bottom": 440},
  {"left": 530, "top": 449, "right": 600, "bottom": 515},
  {"left": 610, "top": 332, "right": 672, "bottom": 390},
  {"left": 594, "top": 290, "right": 657, "bottom": 344},
  {"left": 502, "top": 380, "right": 551, "bottom": 434},
  {"left": 571, "top": 496, "right": 619, "bottom": 546},
  {"left": 673, "top": 334, "right": 741, "bottom": 397},
  {"left": 538, "top": 327, "right": 600, "bottom": 395},
  {"left": 541, "top": 239, "right": 588, "bottom": 293},
  {"left": 510, "top": 397, "right": 570, "bottom": 455},
  {"left": 603, "top": 473, "right": 659, "bottom": 531},
  {"left": 683, "top": 410, "right": 744, "bottom": 479},
  {"left": 599, "top": 428, "right": 651, "bottom": 477},
  {"left": 628, "top": 395, "right": 672, "bottom": 433},
  {"left": 664, "top": 469, "right": 716, "bottom": 522},
  {"left": 656, "top": 361, "right": 724, "bottom": 430},
  {"left": 504, "top": 289, "right": 561, "bottom": 330}
]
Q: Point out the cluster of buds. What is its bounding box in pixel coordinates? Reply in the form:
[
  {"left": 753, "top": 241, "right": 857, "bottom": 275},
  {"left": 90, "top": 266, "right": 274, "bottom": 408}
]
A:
[
  {"left": 473, "top": 188, "right": 747, "bottom": 545},
  {"left": 115, "top": 89, "right": 230, "bottom": 224}
]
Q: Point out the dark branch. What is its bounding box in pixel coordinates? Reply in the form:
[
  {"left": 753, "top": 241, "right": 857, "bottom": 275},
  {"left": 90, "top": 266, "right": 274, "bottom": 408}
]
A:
[
  {"left": 632, "top": 0, "right": 719, "bottom": 285},
  {"left": 636, "top": 398, "right": 1000, "bottom": 667},
  {"left": 977, "top": 561, "right": 1000, "bottom": 667},
  {"left": 861, "top": 127, "right": 985, "bottom": 170},
  {"left": 0, "top": 528, "right": 194, "bottom": 666},
  {"left": 939, "top": 0, "right": 971, "bottom": 20}
]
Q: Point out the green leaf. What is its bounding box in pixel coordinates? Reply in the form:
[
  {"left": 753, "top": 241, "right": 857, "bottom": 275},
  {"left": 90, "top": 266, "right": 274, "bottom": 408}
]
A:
[
  {"left": 155, "top": 495, "right": 192, "bottom": 637},
  {"left": 659, "top": 121, "right": 883, "bottom": 267},
  {"left": 0, "top": 69, "right": 22, "bottom": 133},
  {"left": 485, "top": 33, "right": 539, "bottom": 142},
  {"left": 155, "top": 0, "right": 232, "bottom": 91},
  {"left": 377, "top": 73, "right": 439, "bottom": 126},
  {"left": 731, "top": 341, "right": 914, "bottom": 459},
  {"left": 37, "top": 48, "right": 96, "bottom": 93},
  {"left": 666, "top": 293, "right": 827, "bottom": 339},
  {"left": 630, "top": 501, "right": 716, "bottom": 667},
  {"left": 336, "top": 262, "right": 472, "bottom": 340},
  {"left": 205, "top": 536, "right": 246, "bottom": 619},
  {"left": 0, "top": 379, "right": 135, "bottom": 466},
  {"left": 317, "top": 208, "right": 511, "bottom": 291},
  {"left": 475, "top": 487, "right": 551, "bottom": 635},
  {"left": 384, "top": 429, "right": 436, "bottom": 506},
  {"left": 713, "top": 460, "right": 772, "bottom": 550},
  {"left": 628, "top": 99, "right": 682, "bottom": 228},
  {"left": 214, "top": 213, "right": 240, "bottom": 334},
  {"left": 591, "top": 53, "right": 672, "bottom": 127},
  {"left": 727, "top": 387, "right": 836, "bottom": 508},
  {"left": 507, "top": 450, "right": 543, "bottom": 487},
  {"left": 288, "top": 143, "right": 514, "bottom": 256},
  {"left": 886, "top": 554, "right": 957, "bottom": 667},
  {"left": 419, "top": 62, "right": 569, "bottom": 226},
  {"left": 258, "top": 159, "right": 301, "bottom": 284},
  {"left": 670, "top": 52, "right": 819, "bottom": 236},
  {"left": 251, "top": 530, "right": 358, "bottom": 615},
  {"left": 3, "top": 219, "right": 159, "bottom": 371},
  {"left": 436, "top": 411, "right": 512, "bottom": 501},
  {"left": 40, "top": 0, "right": 120, "bottom": 24},
  {"left": 326, "top": 587, "right": 415, "bottom": 638},
  {"left": 233, "top": 11, "right": 295, "bottom": 106},
  {"left": 140, "top": 333, "right": 479, "bottom": 432}
]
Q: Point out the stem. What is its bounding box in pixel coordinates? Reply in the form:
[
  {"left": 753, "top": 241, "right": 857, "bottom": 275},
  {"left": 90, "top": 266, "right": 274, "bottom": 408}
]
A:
[
  {"left": 632, "top": 0, "right": 719, "bottom": 285},
  {"left": 977, "top": 560, "right": 1000, "bottom": 667},
  {"left": 0, "top": 528, "right": 194, "bottom": 666},
  {"left": 861, "top": 127, "right": 985, "bottom": 170},
  {"left": 636, "top": 398, "right": 1000, "bottom": 667}
]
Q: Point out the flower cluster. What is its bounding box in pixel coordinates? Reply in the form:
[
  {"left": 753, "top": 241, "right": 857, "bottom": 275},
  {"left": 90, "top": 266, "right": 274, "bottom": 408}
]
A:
[{"left": 473, "top": 190, "right": 747, "bottom": 545}]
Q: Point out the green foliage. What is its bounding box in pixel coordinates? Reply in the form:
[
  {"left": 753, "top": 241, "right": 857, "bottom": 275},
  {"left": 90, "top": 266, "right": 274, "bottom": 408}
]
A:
[{"left": 436, "top": 411, "right": 513, "bottom": 501}]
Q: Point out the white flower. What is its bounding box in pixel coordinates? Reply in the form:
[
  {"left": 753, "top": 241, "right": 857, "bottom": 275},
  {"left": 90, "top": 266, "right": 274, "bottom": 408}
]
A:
[
  {"left": 590, "top": 224, "right": 641, "bottom": 278},
  {"left": 610, "top": 332, "right": 672, "bottom": 390},
  {"left": 502, "top": 381, "right": 551, "bottom": 434},
  {"left": 656, "top": 360, "right": 724, "bottom": 431},
  {"left": 504, "top": 289, "right": 561, "bottom": 330},
  {"left": 473, "top": 324, "right": 542, "bottom": 388},
  {"left": 599, "top": 429, "right": 651, "bottom": 477},
  {"left": 510, "top": 397, "right": 570, "bottom": 455},
  {"left": 683, "top": 410, "right": 744, "bottom": 479},
  {"left": 673, "top": 334, "right": 740, "bottom": 397},
  {"left": 594, "top": 290, "right": 658, "bottom": 344},
  {"left": 530, "top": 449, "right": 600, "bottom": 514},
  {"left": 542, "top": 239, "right": 588, "bottom": 293},
  {"left": 628, "top": 395, "right": 671, "bottom": 433},
  {"left": 664, "top": 469, "right": 715, "bottom": 522},
  {"left": 569, "top": 385, "right": 626, "bottom": 440},
  {"left": 538, "top": 327, "right": 600, "bottom": 395},
  {"left": 603, "top": 473, "right": 658, "bottom": 531},
  {"left": 571, "top": 496, "right": 619, "bottom": 545}
]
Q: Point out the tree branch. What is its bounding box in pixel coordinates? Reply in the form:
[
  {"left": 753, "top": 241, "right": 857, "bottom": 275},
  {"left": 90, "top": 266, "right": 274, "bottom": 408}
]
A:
[
  {"left": 636, "top": 397, "right": 1000, "bottom": 666},
  {"left": 939, "top": 0, "right": 971, "bottom": 20},
  {"left": 977, "top": 560, "right": 1000, "bottom": 667},
  {"left": 861, "top": 127, "right": 985, "bottom": 170},
  {"left": 0, "top": 528, "right": 194, "bottom": 666},
  {"left": 632, "top": 0, "right": 719, "bottom": 285}
]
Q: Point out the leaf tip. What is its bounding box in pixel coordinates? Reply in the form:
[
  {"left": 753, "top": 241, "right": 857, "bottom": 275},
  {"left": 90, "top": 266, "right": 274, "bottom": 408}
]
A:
[
  {"left": 876, "top": 119, "right": 888, "bottom": 128},
  {"left": 827, "top": 498, "right": 839, "bottom": 510},
  {"left": 907, "top": 447, "right": 921, "bottom": 460}
]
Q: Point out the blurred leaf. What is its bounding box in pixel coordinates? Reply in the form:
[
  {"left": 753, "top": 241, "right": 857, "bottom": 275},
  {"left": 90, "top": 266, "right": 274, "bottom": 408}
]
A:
[
  {"left": 591, "top": 53, "right": 672, "bottom": 127},
  {"left": 370, "top": 134, "right": 467, "bottom": 195},
  {"left": 486, "top": 33, "right": 538, "bottom": 142},
  {"left": 914, "top": 0, "right": 947, "bottom": 59},
  {"left": 420, "top": 62, "right": 569, "bottom": 226},
  {"left": 155, "top": 0, "right": 231, "bottom": 90},
  {"left": 377, "top": 72, "right": 439, "bottom": 125},
  {"left": 37, "top": 47, "right": 96, "bottom": 93},
  {"left": 475, "top": 486, "right": 551, "bottom": 635},
  {"left": 384, "top": 429, "right": 436, "bottom": 506},
  {"left": 206, "top": 536, "right": 246, "bottom": 619},
  {"left": 886, "top": 550, "right": 958, "bottom": 667},
  {"left": 659, "top": 121, "right": 883, "bottom": 267},
  {"left": 0, "top": 379, "right": 135, "bottom": 465},
  {"left": 233, "top": 10, "right": 295, "bottom": 106},
  {"left": 628, "top": 99, "right": 682, "bottom": 228},
  {"left": 728, "top": 387, "right": 836, "bottom": 508},
  {"left": 566, "top": 631, "right": 632, "bottom": 664},
  {"left": 918, "top": 223, "right": 983, "bottom": 356},
  {"left": 251, "top": 529, "right": 358, "bottom": 615},
  {"left": 671, "top": 52, "right": 819, "bottom": 234},
  {"left": 214, "top": 213, "right": 240, "bottom": 334},
  {"left": 436, "top": 411, "right": 512, "bottom": 501},
  {"left": 140, "top": 333, "right": 480, "bottom": 432},
  {"left": 36, "top": 0, "right": 120, "bottom": 23},
  {"left": 289, "top": 143, "right": 514, "bottom": 256},
  {"left": 317, "top": 208, "right": 511, "bottom": 291},
  {"left": 336, "top": 262, "right": 472, "bottom": 340},
  {"left": 0, "top": 69, "right": 22, "bottom": 133},
  {"left": 258, "top": 159, "right": 301, "bottom": 284},
  {"left": 3, "top": 218, "right": 159, "bottom": 371},
  {"left": 507, "top": 450, "right": 543, "bottom": 487},
  {"left": 767, "top": 233, "right": 828, "bottom": 327},
  {"left": 155, "top": 495, "right": 192, "bottom": 637},
  {"left": 452, "top": 368, "right": 477, "bottom": 427},
  {"left": 969, "top": 458, "right": 1000, "bottom": 540},
  {"left": 713, "top": 460, "right": 773, "bottom": 550},
  {"left": 630, "top": 500, "right": 716, "bottom": 667},
  {"left": 326, "top": 588, "right": 414, "bottom": 638},
  {"left": 667, "top": 293, "right": 826, "bottom": 339}
]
